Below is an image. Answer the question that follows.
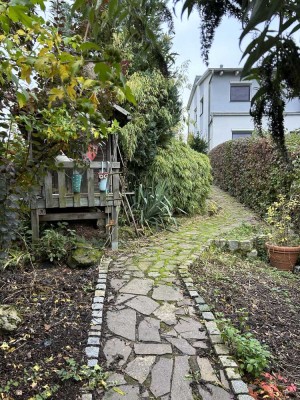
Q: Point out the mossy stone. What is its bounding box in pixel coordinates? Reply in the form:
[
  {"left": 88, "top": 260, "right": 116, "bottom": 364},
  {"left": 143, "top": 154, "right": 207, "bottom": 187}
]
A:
[
  {"left": 0, "top": 305, "right": 22, "bottom": 332},
  {"left": 67, "top": 243, "right": 103, "bottom": 268}
]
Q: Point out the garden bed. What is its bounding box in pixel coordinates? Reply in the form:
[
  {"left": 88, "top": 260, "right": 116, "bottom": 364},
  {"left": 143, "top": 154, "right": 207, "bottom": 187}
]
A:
[
  {"left": 190, "top": 249, "right": 300, "bottom": 388},
  {"left": 0, "top": 264, "right": 97, "bottom": 399}
]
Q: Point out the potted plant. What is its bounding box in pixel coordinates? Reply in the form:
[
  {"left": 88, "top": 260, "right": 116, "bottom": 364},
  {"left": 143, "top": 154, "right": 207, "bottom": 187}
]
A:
[{"left": 265, "top": 194, "right": 300, "bottom": 271}]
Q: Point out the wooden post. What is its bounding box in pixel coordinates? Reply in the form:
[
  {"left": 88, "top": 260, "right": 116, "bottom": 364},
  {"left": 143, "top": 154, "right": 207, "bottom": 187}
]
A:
[
  {"left": 31, "top": 209, "right": 39, "bottom": 241},
  {"left": 111, "top": 205, "right": 119, "bottom": 250},
  {"left": 57, "top": 170, "right": 67, "bottom": 208}
]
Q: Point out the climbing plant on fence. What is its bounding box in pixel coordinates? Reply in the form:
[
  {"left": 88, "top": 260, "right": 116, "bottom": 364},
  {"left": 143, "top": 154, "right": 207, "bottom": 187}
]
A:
[
  {"left": 146, "top": 139, "right": 212, "bottom": 214},
  {"left": 210, "top": 134, "right": 300, "bottom": 222}
]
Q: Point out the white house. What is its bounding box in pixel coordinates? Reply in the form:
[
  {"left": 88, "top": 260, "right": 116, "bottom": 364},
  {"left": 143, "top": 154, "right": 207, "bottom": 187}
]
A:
[{"left": 187, "top": 67, "right": 300, "bottom": 151}]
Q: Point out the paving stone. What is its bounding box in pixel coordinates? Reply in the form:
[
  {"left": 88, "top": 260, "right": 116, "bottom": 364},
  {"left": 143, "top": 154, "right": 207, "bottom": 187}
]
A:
[
  {"left": 210, "top": 334, "right": 223, "bottom": 344},
  {"left": 189, "top": 290, "right": 199, "bottom": 298},
  {"left": 92, "top": 310, "right": 103, "bottom": 318},
  {"left": 237, "top": 396, "right": 255, "bottom": 400},
  {"left": 93, "top": 296, "right": 104, "bottom": 303},
  {"left": 198, "top": 304, "right": 211, "bottom": 312},
  {"left": 138, "top": 317, "right": 161, "bottom": 342},
  {"left": 107, "top": 373, "right": 126, "bottom": 385},
  {"left": 205, "top": 321, "right": 220, "bottom": 335},
  {"left": 85, "top": 346, "right": 99, "bottom": 359},
  {"left": 231, "top": 380, "right": 249, "bottom": 394},
  {"left": 126, "top": 295, "right": 159, "bottom": 315},
  {"left": 103, "top": 385, "right": 140, "bottom": 400},
  {"left": 174, "top": 317, "right": 207, "bottom": 340},
  {"left": 225, "top": 368, "right": 241, "bottom": 380},
  {"left": 197, "top": 357, "right": 219, "bottom": 383},
  {"left": 82, "top": 394, "right": 92, "bottom": 400},
  {"left": 87, "top": 336, "right": 100, "bottom": 345},
  {"left": 195, "top": 296, "right": 206, "bottom": 304},
  {"left": 92, "top": 303, "right": 103, "bottom": 311},
  {"left": 220, "top": 370, "right": 230, "bottom": 390},
  {"left": 161, "top": 328, "right": 177, "bottom": 337},
  {"left": 166, "top": 337, "right": 196, "bottom": 355},
  {"left": 192, "top": 340, "right": 208, "bottom": 349},
  {"left": 110, "top": 279, "right": 127, "bottom": 291},
  {"left": 134, "top": 343, "right": 172, "bottom": 355},
  {"left": 219, "top": 356, "right": 238, "bottom": 368},
  {"left": 214, "top": 344, "right": 229, "bottom": 355},
  {"left": 132, "top": 271, "right": 145, "bottom": 278},
  {"left": 120, "top": 278, "right": 153, "bottom": 295},
  {"left": 87, "top": 359, "right": 98, "bottom": 367},
  {"left": 96, "top": 283, "right": 106, "bottom": 290},
  {"left": 148, "top": 272, "right": 160, "bottom": 278},
  {"left": 94, "top": 290, "right": 105, "bottom": 297},
  {"left": 202, "top": 312, "right": 215, "bottom": 320},
  {"left": 103, "top": 338, "right": 132, "bottom": 366},
  {"left": 153, "top": 303, "right": 178, "bottom": 325},
  {"left": 152, "top": 285, "right": 184, "bottom": 301},
  {"left": 150, "top": 357, "right": 173, "bottom": 397},
  {"left": 107, "top": 308, "right": 136, "bottom": 341},
  {"left": 197, "top": 383, "right": 233, "bottom": 400},
  {"left": 115, "top": 293, "right": 135, "bottom": 305},
  {"left": 125, "top": 356, "right": 155, "bottom": 384},
  {"left": 171, "top": 356, "right": 193, "bottom": 400}
]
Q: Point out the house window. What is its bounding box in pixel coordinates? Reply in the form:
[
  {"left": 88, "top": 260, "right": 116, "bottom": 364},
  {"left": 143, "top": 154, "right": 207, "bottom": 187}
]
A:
[
  {"left": 230, "top": 84, "right": 251, "bottom": 102},
  {"left": 200, "top": 97, "right": 203, "bottom": 115},
  {"left": 232, "top": 130, "right": 252, "bottom": 140}
]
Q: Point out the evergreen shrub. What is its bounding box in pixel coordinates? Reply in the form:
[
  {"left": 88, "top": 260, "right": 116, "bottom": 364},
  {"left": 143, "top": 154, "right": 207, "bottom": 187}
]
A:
[
  {"left": 146, "top": 139, "right": 212, "bottom": 214},
  {"left": 209, "top": 134, "right": 300, "bottom": 221}
]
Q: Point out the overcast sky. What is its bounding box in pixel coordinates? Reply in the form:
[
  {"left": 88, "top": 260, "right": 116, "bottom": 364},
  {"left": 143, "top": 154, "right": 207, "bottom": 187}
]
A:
[{"left": 171, "top": 6, "right": 246, "bottom": 108}]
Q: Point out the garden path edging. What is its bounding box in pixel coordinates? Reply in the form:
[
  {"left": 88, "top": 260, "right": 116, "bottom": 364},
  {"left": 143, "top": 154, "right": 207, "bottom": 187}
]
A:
[
  {"left": 178, "top": 246, "right": 253, "bottom": 400},
  {"left": 81, "top": 256, "right": 112, "bottom": 400}
]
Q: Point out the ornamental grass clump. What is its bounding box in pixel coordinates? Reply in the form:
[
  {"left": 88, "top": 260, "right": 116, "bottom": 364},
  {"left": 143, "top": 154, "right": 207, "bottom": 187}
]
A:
[{"left": 146, "top": 139, "right": 212, "bottom": 214}]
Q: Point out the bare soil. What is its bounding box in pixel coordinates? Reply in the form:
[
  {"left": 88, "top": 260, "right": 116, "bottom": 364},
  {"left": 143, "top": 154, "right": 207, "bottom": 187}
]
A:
[
  {"left": 0, "top": 264, "right": 97, "bottom": 399},
  {"left": 190, "top": 250, "right": 300, "bottom": 390}
]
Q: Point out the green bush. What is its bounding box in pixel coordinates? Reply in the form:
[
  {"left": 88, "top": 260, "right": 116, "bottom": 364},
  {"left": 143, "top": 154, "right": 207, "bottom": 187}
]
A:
[
  {"left": 146, "top": 139, "right": 212, "bottom": 214},
  {"left": 210, "top": 134, "right": 300, "bottom": 222},
  {"left": 218, "top": 318, "right": 272, "bottom": 377},
  {"left": 34, "top": 225, "right": 76, "bottom": 262}
]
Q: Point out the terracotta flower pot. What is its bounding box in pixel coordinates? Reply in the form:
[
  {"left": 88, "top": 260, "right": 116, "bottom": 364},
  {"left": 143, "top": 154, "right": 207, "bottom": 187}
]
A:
[{"left": 266, "top": 243, "right": 300, "bottom": 271}]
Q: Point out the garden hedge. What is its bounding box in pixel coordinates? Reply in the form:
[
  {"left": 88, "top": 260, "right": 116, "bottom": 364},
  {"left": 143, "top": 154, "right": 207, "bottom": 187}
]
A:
[
  {"left": 209, "top": 134, "right": 300, "bottom": 219},
  {"left": 146, "top": 139, "right": 212, "bottom": 214}
]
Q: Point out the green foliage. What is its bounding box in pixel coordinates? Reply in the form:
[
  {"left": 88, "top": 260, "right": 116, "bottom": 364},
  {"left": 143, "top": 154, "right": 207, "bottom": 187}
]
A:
[
  {"left": 188, "top": 132, "right": 208, "bottom": 154},
  {"left": 56, "top": 358, "right": 108, "bottom": 390},
  {"left": 119, "top": 70, "right": 181, "bottom": 172},
  {"left": 146, "top": 139, "right": 212, "bottom": 214},
  {"left": 34, "top": 224, "right": 76, "bottom": 262},
  {"left": 218, "top": 318, "right": 272, "bottom": 377},
  {"left": 131, "top": 182, "right": 176, "bottom": 230},
  {"left": 210, "top": 136, "right": 298, "bottom": 217},
  {"left": 266, "top": 194, "right": 300, "bottom": 246}
]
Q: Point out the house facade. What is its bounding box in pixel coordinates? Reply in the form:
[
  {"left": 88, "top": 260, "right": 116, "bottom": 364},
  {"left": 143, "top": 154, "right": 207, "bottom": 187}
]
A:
[{"left": 187, "top": 67, "right": 300, "bottom": 151}]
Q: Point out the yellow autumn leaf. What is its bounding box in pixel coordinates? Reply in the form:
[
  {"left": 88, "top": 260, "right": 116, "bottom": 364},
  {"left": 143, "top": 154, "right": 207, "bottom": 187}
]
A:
[
  {"left": 59, "top": 64, "right": 70, "bottom": 81},
  {"left": 89, "top": 92, "right": 99, "bottom": 106},
  {"left": 83, "top": 79, "right": 95, "bottom": 89},
  {"left": 113, "top": 387, "right": 125, "bottom": 395},
  {"left": 32, "top": 364, "right": 40, "bottom": 372},
  {"left": 20, "top": 65, "right": 32, "bottom": 84},
  {"left": 0, "top": 342, "right": 9, "bottom": 350},
  {"left": 48, "top": 88, "right": 65, "bottom": 105},
  {"left": 38, "top": 47, "right": 49, "bottom": 57},
  {"left": 16, "top": 29, "right": 26, "bottom": 36},
  {"left": 66, "top": 84, "right": 76, "bottom": 100}
]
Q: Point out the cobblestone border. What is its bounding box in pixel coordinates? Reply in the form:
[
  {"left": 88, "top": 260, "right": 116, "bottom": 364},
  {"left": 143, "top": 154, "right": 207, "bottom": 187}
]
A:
[
  {"left": 81, "top": 257, "right": 112, "bottom": 400},
  {"left": 178, "top": 247, "right": 254, "bottom": 400}
]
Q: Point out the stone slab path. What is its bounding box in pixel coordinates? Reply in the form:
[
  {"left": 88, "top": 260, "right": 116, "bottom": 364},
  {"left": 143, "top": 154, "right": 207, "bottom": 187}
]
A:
[{"left": 95, "top": 187, "right": 259, "bottom": 399}]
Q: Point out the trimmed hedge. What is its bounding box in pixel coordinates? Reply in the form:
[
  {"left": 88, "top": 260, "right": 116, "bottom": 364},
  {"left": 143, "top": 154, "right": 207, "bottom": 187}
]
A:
[
  {"left": 146, "top": 139, "right": 212, "bottom": 214},
  {"left": 210, "top": 135, "right": 300, "bottom": 218}
]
